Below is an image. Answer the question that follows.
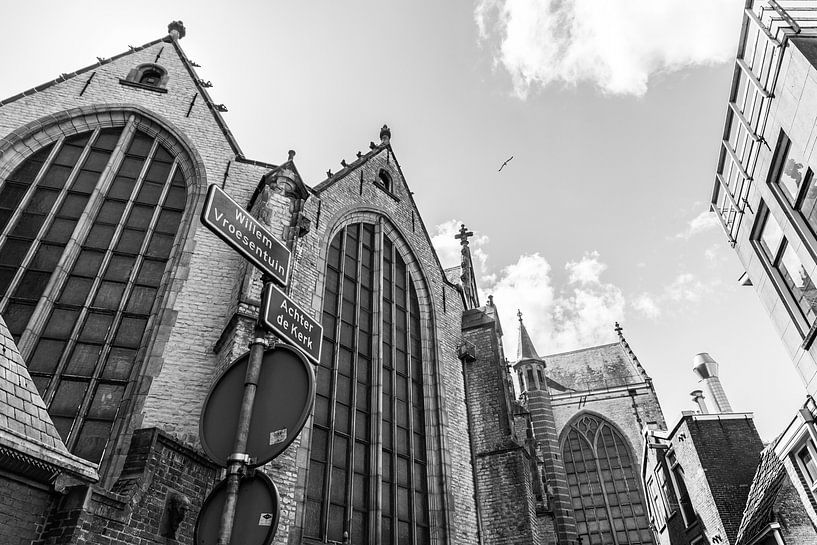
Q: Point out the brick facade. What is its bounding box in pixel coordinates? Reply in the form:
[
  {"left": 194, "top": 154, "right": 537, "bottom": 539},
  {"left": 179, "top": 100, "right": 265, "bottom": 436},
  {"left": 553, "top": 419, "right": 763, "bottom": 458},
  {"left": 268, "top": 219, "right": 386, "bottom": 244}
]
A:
[
  {"left": 0, "top": 475, "right": 52, "bottom": 545},
  {"left": 462, "top": 307, "right": 542, "bottom": 545}
]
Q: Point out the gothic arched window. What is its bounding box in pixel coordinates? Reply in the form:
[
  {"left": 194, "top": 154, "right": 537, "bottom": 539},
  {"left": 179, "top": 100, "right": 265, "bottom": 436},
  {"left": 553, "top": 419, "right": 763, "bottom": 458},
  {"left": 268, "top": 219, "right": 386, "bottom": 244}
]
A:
[
  {"left": 304, "top": 222, "right": 432, "bottom": 545},
  {"left": 0, "top": 121, "right": 188, "bottom": 463},
  {"left": 562, "top": 414, "right": 654, "bottom": 545}
]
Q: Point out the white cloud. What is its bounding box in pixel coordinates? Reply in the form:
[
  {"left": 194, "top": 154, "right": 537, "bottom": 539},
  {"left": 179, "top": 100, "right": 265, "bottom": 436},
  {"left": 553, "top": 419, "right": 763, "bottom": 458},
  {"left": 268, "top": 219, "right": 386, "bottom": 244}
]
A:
[
  {"left": 485, "top": 252, "right": 623, "bottom": 357},
  {"left": 676, "top": 210, "right": 719, "bottom": 240},
  {"left": 666, "top": 272, "right": 707, "bottom": 303},
  {"left": 566, "top": 251, "right": 606, "bottom": 284},
  {"left": 632, "top": 293, "right": 661, "bottom": 318},
  {"left": 475, "top": 0, "right": 742, "bottom": 97}
]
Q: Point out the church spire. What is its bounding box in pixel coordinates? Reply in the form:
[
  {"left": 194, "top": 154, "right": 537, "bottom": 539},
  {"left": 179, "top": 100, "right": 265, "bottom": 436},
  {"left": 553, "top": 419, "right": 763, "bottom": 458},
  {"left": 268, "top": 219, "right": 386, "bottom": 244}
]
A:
[{"left": 516, "top": 310, "right": 541, "bottom": 362}]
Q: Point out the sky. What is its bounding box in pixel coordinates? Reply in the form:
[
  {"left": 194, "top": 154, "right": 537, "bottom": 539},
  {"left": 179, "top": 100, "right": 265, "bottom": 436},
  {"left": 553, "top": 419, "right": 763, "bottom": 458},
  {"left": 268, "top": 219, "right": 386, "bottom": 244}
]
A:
[{"left": 0, "top": 0, "right": 805, "bottom": 440}]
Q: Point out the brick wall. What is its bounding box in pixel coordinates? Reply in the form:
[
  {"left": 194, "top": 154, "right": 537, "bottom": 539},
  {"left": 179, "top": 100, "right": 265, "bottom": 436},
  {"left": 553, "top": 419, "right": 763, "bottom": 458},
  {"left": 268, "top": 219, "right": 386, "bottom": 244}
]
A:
[
  {"left": 463, "top": 309, "right": 540, "bottom": 545},
  {"left": 37, "top": 427, "right": 220, "bottom": 545},
  {"left": 524, "top": 385, "right": 577, "bottom": 544},
  {"left": 776, "top": 475, "right": 817, "bottom": 544},
  {"left": 0, "top": 474, "right": 51, "bottom": 545},
  {"left": 671, "top": 416, "right": 763, "bottom": 544}
]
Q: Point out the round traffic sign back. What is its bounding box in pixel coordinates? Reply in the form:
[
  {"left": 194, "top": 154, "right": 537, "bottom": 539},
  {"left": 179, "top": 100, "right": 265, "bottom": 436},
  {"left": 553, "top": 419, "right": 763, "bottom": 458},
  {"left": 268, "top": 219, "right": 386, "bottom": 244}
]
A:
[
  {"left": 199, "top": 344, "right": 315, "bottom": 467},
  {"left": 194, "top": 472, "right": 280, "bottom": 545}
]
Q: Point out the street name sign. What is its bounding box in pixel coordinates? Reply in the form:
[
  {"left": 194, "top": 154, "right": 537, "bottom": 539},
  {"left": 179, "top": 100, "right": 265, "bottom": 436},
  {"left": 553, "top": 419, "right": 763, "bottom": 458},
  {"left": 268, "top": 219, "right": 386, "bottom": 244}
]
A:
[
  {"left": 201, "top": 184, "right": 290, "bottom": 286},
  {"left": 260, "top": 283, "right": 323, "bottom": 365}
]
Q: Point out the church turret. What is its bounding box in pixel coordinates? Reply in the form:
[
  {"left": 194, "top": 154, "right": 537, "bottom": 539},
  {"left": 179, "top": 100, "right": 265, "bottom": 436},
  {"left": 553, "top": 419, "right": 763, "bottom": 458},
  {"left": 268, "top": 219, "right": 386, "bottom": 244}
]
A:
[{"left": 514, "top": 312, "right": 579, "bottom": 545}]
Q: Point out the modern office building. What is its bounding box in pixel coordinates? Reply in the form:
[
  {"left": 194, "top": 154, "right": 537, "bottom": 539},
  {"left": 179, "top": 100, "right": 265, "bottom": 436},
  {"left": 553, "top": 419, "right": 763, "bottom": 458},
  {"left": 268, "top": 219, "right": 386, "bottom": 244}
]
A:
[{"left": 710, "top": 0, "right": 817, "bottom": 534}]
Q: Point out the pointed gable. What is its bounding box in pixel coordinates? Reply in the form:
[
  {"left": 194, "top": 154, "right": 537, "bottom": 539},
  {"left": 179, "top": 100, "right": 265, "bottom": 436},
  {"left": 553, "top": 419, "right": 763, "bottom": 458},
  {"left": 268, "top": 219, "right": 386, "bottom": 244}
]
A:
[
  {"left": 0, "top": 317, "right": 97, "bottom": 483},
  {"left": 516, "top": 312, "right": 541, "bottom": 362}
]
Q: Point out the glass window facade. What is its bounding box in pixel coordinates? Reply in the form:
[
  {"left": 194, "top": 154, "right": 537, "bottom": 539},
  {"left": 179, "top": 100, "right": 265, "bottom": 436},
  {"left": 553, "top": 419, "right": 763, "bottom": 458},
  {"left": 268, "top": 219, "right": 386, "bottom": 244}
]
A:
[
  {"left": 756, "top": 211, "right": 817, "bottom": 328},
  {"left": 0, "top": 124, "right": 187, "bottom": 463},
  {"left": 305, "top": 222, "right": 431, "bottom": 545},
  {"left": 562, "top": 414, "right": 653, "bottom": 545}
]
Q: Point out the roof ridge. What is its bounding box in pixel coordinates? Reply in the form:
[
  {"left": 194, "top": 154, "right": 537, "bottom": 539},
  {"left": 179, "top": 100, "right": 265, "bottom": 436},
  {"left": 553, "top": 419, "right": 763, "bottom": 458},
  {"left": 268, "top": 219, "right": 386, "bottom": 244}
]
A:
[
  {"left": 543, "top": 342, "right": 620, "bottom": 358},
  {"left": 0, "top": 36, "right": 169, "bottom": 107}
]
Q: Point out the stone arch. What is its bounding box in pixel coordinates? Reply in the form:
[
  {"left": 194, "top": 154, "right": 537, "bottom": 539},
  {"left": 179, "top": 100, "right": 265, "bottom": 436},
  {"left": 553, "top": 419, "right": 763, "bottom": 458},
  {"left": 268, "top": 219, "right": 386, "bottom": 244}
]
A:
[
  {"left": 0, "top": 105, "right": 209, "bottom": 483},
  {"left": 559, "top": 410, "right": 654, "bottom": 545},
  {"left": 289, "top": 206, "right": 448, "bottom": 544}
]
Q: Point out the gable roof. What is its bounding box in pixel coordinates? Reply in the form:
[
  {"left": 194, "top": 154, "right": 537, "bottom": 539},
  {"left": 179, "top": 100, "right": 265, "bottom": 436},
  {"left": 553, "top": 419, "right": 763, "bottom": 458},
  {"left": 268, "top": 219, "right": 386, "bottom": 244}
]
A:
[
  {"left": 735, "top": 439, "right": 786, "bottom": 545},
  {"left": 543, "top": 342, "right": 647, "bottom": 392},
  {"left": 0, "top": 317, "right": 98, "bottom": 483},
  {"left": 0, "top": 30, "right": 276, "bottom": 170},
  {"left": 312, "top": 137, "right": 462, "bottom": 295}
]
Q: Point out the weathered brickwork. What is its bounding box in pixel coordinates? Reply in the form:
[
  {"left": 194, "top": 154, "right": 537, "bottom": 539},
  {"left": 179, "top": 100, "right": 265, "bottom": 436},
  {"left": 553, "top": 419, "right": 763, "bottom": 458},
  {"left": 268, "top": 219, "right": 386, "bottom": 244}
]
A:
[
  {"left": 667, "top": 416, "right": 763, "bottom": 544},
  {"left": 0, "top": 475, "right": 51, "bottom": 545},
  {"left": 37, "top": 428, "right": 219, "bottom": 545},
  {"left": 462, "top": 308, "right": 542, "bottom": 545}
]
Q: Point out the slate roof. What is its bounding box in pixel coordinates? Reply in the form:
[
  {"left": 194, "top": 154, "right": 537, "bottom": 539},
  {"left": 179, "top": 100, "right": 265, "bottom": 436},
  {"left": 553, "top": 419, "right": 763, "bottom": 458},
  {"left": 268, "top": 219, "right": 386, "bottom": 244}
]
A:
[
  {"left": 0, "top": 317, "right": 98, "bottom": 483},
  {"left": 734, "top": 439, "right": 786, "bottom": 545},
  {"left": 516, "top": 316, "right": 540, "bottom": 362},
  {"left": 543, "top": 342, "right": 647, "bottom": 392}
]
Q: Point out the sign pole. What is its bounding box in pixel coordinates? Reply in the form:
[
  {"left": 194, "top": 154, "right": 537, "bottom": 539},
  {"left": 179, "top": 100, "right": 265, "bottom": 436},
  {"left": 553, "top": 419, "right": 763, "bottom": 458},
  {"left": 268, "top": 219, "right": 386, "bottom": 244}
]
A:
[{"left": 216, "top": 275, "right": 273, "bottom": 545}]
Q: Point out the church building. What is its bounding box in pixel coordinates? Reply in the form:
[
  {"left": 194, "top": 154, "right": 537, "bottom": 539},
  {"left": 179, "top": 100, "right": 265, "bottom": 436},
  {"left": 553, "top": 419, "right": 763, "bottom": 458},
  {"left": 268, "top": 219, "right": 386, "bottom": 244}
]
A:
[{"left": 0, "top": 22, "right": 667, "bottom": 545}]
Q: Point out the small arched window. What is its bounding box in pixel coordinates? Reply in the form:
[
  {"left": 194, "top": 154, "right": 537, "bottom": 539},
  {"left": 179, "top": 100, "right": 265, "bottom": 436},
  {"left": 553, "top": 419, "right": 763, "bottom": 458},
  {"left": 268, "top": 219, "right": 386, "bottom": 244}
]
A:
[
  {"left": 378, "top": 169, "right": 393, "bottom": 192},
  {"left": 139, "top": 69, "right": 163, "bottom": 86},
  {"left": 121, "top": 63, "right": 169, "bottom": 92}
]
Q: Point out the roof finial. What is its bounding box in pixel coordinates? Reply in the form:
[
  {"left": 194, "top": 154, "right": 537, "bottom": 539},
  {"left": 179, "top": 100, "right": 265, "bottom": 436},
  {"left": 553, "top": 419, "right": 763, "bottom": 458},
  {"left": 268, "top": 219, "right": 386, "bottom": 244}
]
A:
[
  {"left": 168, "top": 21, "right": 186, "bottom": 40},
  {"left": 288, "top": 150, "right": 296, "bottom": 161},
  {"left": 488, "top": 294, "right": 494, "bottom": 307},
  {"left": 380, "top": 124, "right": 391, "bottom": 145},
  {"left": 455, "top": 224, "right": 474, "bottom": 247},
  {"left": 517, "top": 309, "right": 523, "bottom": 322},
  {"left": 614, "top": 321, "right": 623, "bottom": 338}
]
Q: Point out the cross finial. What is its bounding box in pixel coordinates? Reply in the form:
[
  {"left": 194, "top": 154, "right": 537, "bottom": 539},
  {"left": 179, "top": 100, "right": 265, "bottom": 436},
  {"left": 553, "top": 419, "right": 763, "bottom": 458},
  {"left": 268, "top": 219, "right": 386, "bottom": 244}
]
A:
[
  {"left": 614, "top": 322, "right": 623, "bottom": 337},
  {"left": 455, "top": 224, "right": 474, "bottom": 246},
  {"left": 518, "top": 309, "right": 523, "bottom": 322}
]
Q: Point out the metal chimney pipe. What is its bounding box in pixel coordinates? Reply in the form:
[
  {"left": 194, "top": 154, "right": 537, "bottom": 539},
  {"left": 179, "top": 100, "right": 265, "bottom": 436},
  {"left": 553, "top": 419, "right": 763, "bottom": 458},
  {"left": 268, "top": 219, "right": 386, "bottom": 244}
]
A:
[
  {"left": 692, "top": 352, "right": 733, "bottom": 413},
  {"left": 690, "top": 389, "right": 709, "bottom": 414}
]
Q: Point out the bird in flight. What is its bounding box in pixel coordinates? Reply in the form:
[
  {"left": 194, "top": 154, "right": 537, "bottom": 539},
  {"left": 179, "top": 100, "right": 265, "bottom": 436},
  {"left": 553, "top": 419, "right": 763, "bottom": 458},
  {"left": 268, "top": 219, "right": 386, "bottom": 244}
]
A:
[{"left": 498, "top": 155, "right": 514, "bottom": 172}]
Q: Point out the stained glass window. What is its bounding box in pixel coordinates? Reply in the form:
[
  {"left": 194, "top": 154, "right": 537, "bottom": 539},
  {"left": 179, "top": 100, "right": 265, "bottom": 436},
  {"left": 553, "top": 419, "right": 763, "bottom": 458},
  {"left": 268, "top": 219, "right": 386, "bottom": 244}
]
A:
[
  {"left": 562, "top": 414, "right": 654, "bottom": 545},
  {"left": 0, "top": 122, "right": 187, "bottom": 463},
  {"left": 305, "top": 222, "right": 431, "bottom": 545}
]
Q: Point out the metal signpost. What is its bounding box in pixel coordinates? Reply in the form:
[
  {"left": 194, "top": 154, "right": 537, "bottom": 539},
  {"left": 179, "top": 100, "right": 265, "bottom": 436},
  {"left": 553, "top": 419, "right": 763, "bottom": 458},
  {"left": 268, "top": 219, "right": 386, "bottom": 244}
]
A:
[{"left": 196, "top": 183, "right": 320, "bottom": 545}]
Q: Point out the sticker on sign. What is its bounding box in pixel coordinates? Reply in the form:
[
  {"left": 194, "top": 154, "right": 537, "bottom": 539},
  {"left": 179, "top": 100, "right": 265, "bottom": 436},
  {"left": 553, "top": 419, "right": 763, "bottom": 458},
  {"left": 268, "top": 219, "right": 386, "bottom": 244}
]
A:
[
  {"left": 201, "top": 184, "right": 290, "bottom": 286},
  {"left": 261, "top": 283, "right": 323, "bottom": 364},
  {"left": 269, "top": 428, "right": 287, "bottom": 445}
]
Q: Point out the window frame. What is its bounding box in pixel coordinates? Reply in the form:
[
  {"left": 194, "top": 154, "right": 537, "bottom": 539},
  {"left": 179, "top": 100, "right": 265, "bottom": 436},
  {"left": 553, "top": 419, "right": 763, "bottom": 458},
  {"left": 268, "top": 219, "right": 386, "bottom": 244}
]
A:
[
  {"left": 561, "top": 413, "right": 654, "bottom": 545},
  {"left": 303, "top": 219, "right": 436, "bottom": 545},
  {"left": 751, "top": 203, "right": 817, "bottom": 342},
  {"left": 666, "top": 450, "right": 696, "bottom": 528},
  {"left": 0, "top": 114, "right": 192, "bottom": 467},
  {"left": 794, "top": 439, "right": 817, "bottom": 494}
]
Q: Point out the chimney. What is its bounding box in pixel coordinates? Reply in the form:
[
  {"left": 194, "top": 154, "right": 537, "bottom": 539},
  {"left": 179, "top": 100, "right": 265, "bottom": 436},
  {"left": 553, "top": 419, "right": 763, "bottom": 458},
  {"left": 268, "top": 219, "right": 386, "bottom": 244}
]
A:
[
  {"left": 690, "top": 389, "right": 709, "bottom": 414},
  {"left": 692, "top": 352, "right": 733, "bottom": 413}
]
